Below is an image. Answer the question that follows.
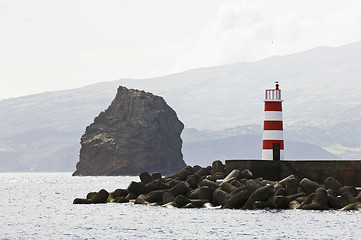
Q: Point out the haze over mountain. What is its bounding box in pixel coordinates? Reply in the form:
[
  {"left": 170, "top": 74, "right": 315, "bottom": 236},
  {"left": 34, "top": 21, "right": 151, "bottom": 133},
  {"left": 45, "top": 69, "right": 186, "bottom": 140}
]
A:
[{"left": 2, "top": 42, "right": 361, "bottom": 171}]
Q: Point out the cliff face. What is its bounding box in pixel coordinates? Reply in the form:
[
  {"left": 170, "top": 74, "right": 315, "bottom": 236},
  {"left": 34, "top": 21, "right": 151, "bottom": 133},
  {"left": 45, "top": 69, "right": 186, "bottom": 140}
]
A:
[{"left": 72, "top": 86, "right": 185, "bottom": 176}]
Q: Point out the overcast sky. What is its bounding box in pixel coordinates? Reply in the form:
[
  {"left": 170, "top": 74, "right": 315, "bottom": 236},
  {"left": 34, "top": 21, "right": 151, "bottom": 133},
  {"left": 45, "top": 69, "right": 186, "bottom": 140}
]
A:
[{"left": 1, "top": 0, "right": 361, "bottom": 100}]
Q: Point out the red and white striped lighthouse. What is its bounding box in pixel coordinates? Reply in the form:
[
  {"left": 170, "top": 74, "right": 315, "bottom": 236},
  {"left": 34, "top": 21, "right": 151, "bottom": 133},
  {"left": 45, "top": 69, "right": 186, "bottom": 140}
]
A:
[{"left": 262, "top": 82, "right": 284, "bottom": 160}]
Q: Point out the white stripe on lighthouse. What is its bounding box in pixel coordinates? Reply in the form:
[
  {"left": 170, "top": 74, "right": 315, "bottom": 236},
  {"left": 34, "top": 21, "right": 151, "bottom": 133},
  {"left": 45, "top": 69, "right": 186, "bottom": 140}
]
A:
[
  {"left": 262, "top": 149, "right": 285, "bottom": 160},
  {"left": 264, "top": 111, "right": 283, "bottom": 121},
  {"left": 262, "top": 130, "right": 284, "bottom": 140}
]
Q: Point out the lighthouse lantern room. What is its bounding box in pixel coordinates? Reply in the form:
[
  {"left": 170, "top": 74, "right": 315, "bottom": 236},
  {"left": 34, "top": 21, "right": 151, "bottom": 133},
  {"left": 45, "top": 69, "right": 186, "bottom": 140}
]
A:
[{"left": 262, "top": 82, "right": 284, "bottom": 160}]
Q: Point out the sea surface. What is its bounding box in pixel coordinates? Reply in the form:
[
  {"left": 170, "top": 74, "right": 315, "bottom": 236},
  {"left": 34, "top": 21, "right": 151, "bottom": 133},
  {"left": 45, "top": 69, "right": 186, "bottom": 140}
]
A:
[{"left": 1, "top": 172, "right": 359, "bottom": 240}]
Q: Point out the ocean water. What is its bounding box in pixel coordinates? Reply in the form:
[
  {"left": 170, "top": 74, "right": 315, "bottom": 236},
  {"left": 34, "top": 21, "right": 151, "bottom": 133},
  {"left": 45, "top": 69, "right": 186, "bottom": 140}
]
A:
[{"left": 1, "top": 173, "right": 359, "bottom": 240}]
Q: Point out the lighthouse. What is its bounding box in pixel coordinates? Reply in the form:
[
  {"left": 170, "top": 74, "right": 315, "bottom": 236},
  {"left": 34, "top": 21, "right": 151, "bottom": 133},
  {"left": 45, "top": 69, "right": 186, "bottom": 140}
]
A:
[{"left": 262, "top": 82, "right": 284, "bottom": 160}]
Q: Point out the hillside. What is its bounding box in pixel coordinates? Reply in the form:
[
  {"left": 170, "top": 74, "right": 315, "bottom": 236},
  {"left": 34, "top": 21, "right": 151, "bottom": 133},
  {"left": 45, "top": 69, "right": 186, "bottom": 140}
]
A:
[{"left": 2, "top": 42, "right": 361, "bottom": 171}]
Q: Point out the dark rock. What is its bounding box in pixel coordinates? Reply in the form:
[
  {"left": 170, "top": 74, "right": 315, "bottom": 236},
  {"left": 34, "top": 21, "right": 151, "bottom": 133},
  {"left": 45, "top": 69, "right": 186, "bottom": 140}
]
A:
[
  {"left": 176, "top": 166, "right": 194, "bottom": 181},
  {"left": 170, "top": 182, "right": 189, "bottom": 197},
  {"left": 298, "top": 193, "right": 315, "bottom": 209},
  {"left": 230, "top": 180, "right": 242, "bottom": 188},
  {"left": 302, "top": 188, "right": 329, "bottom": 210},
  {"left": 73, "top": 198, "right": 92, "bottom": 204},
  {"left": 145, "top": 179, "right": 168, "bottom": 192},
  {"left": 299, "top": 178, "right": 320, "bottom": 195},
  {"left": 220, "top": 182, "right": 238, "bottom": 193},
  {"left": 86, "top": 192, "right": 97, "bottom": 199},
  {"left": 211, "top": 160, "right": 224, "bottom": 175},
  {"left": 274, "top": 187, "right": 287, "bottom": 196},
  {"left": 213, "top": 188, "right": 230, "bottom": 206},
  {"left": 222, "top": 169, "right": 240, "bottom": 183},
  {"left": 337, "top": 186, "right": 358, "bottom": 196},
  {"left": 324, "top": 177, "right": 343, "bottom": 191},
  {"left": 115, "top": 196, "right": 129, "bottom": 203},
  {"left": 341, "top": 191, "right": 358, "bottom": 207},
  {"left": 200, "top": 179, "right": 219, "bottom": 192},
  {"left": 189, "top": 188, "right": 200, "bottom": 199},
  {"left": 242, "top": 185, "right": 275, "bottom": 209},
  {"left": 90, "top": 189, "right": 109, "bottom": 203},
  {"left": 151, "top": 172, "right": 162, "bottom": 180},
  {"left": 327, "top": 188, "right": 337, "bottom": 197},
  {"left": 245, "top": 179, "right": 263, "bottom": 194},
  {"left": 175, "top": 195, "right": 191, "bottom": 207},
  {"left": 286, "top": 192, "right": 306, "bottom": 202},
  {"left": 194, "top": 168, "right": 208, "bottom": 180},
  {"left": 205, "top": 175, "right": 217, "bottom": 182},
  {"left": 126, "top": 192, "right": 138, "bottom": 200},
  {"left": 328, "top": 194, "right": 342, "bottom": 209},
  {"left": 357, "top": 192, "right": 361, "bottom": 201},
  {"left": 192, "top": 165, "right": 202, "bottom": 173},
  {"left": 198, "top": 186, "right": 213, "bottom": 203},
  {"left": 72, "top": 86, "right": 185, "bottom": 176},
  {"left": 183, "top": 202, "right": 196, "bottom": 208},
  {"left": 190, "top": 199, "right": 209, "bottom": 208},
  {"left": 186, "top": 175, "right": 198, "bottom": 189},
  {"left": 341, "top": 202, "right": 361, "bottom": 210},
  {"left": 240, "top": 169, "right": 253, "bottom": 179},
  {"left": 127, "top": 181, "right": 147, "bottom": 195},
  {"left": 213, "top": 172, "right": 225, "bottom": 180},
  {"left": 113, "top": 189, "right": 129, "bottom": 198},
  {"left": 166, "top": 179, "right": 183, "bottom": 189},
  {"left": 162, "top": 192, "right": 175, "bottom": 204},
  {"left": 144, "top": 190, "right": 165, "bottom": 203},
  {"left": 140, "top": 171, "right": 153, "bottom": 185},
  {"left": 134, "top": 194, "right": 148, "bottom": 205},
  {"left": 225, "top": 189, "right": 250, "bottom": 209},
  {"left": 285, "top": 177, "right": 299, "bottom": 195}
]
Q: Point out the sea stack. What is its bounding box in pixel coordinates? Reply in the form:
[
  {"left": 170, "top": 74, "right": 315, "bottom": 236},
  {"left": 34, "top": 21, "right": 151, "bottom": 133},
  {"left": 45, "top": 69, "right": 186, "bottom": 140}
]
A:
[{"left": 72, "top": 86, "right": 186, "bottom": 176}]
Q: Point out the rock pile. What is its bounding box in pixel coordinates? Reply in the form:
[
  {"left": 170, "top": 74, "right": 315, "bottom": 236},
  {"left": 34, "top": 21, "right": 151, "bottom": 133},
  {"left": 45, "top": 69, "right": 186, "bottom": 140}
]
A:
[{"left": 73, "top": 160, "right": 361, "bottom": 210}]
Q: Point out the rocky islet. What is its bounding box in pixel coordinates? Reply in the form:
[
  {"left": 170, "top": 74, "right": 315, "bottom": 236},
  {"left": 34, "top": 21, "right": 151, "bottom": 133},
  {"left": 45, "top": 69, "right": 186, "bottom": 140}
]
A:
[{"left": 72, "top": 86, "right": 185, "bottom": 176}]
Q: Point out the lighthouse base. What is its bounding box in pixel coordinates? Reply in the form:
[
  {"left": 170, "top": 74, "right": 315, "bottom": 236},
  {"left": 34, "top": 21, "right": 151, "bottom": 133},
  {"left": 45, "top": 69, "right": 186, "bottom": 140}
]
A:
[{"left": 262, "top": 149, "right": 284, "bottom": 160}]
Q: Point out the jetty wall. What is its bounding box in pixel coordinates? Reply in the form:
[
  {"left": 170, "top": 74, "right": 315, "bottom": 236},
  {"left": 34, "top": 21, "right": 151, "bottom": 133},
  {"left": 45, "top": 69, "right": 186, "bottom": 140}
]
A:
[{"left": 225, "top": 160, "right": 361, "bottom": 186}]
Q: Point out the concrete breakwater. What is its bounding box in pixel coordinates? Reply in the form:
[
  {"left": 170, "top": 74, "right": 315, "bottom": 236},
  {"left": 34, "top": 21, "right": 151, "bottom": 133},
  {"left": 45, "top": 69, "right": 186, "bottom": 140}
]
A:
[{"left": 73, "top": 160, "right": 361, "bottom": 210}]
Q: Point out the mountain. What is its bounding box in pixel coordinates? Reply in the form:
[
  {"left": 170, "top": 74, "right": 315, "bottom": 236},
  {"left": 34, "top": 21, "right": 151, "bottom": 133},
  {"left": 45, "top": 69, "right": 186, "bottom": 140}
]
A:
[{"left": 1, "top": 41, "right": 361, "bottom": 171}]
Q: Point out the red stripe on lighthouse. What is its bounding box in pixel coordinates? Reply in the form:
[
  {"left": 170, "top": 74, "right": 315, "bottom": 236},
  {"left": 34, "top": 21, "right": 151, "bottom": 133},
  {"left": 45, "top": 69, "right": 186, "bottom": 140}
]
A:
[
  {"left": 264, "top": 121, "right": 283, "bottom": 130},
  {"left": 264, "top": 102, "right": 282, "bottom": 111},
  {"left": 262, "top": 140, "right": 284, "bottom": 149}
]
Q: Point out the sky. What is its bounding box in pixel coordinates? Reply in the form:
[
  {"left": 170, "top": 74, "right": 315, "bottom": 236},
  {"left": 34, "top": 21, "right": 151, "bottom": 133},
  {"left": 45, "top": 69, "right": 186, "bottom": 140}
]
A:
[{"left": 1, "top": 0, "right": 361, "bottom": 100}]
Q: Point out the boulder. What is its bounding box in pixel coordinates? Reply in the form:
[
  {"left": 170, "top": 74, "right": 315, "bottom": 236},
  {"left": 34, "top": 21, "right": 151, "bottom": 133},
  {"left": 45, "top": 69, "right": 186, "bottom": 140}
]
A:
[
  {"left": 175, "top": 195, "right": 191, "bottom": 208},
  {"left": 151, "top": 172, "right": 162, "bottom": 180},
  {"left": 299, "top": 178, "right": 320, "bottom": 195},
  {"left": 242, "top": 185, "right": 275, "bottom": 209},
  {"left": 140, "top": 172, "right": 153, "bottom": 185},
  {"left": 162, "top": 192, "right": 176, "bottom": 204},
  {"left": 72, "top": 86, "right": 186, "bottom": 176},
  {"left": 225, "top": 189, "right": 250, "bottom": 209},
  {"left": 73, "top": 198, "right": 92, "bottom": 204},
  {"left": 239, "top": 169, "right": 253, "bottom": 179},
  {"left": 324, "top": 177, "right": 343, "bottom": 191},
  {"left": 341, "top": 191, "right": 358, "bottom": 207},
  {"left": 115, "top": 196, "right": 129, "bottom": 203},
  {"left": 302, "top": 188, "right": 329, "bottom": 210},
  {"left": 90, "top": 189, "right": 109, "bottom": 204},
  {"left": 112, "top": 189, "right": 129, "bottom": 198},
  {"left": 127, "top": 181, "right": 147, "bottom": 195},
  {"left": 211, "top": 160, "right": 225, "bottom": 175},
  {"left": 198, "top": 186, "right": 213, "bottom": 203},
  {"left": 170, "top": 182, "right": 189, "bottom": 197},
  {"left": 213, "top": 188, "right": 230, "bottom": 206}
]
